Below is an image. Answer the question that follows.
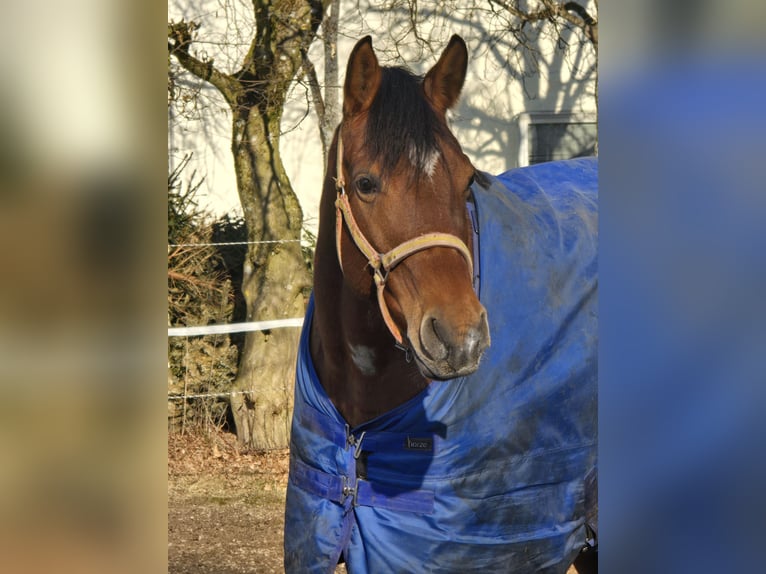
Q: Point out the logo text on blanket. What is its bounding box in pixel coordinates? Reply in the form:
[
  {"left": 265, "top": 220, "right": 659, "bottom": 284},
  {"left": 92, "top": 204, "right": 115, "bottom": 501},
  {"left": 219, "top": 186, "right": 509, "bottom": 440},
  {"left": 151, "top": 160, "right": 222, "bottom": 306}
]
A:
[{"left": 404, "top": 437, "right": 433, "bottom": 452}]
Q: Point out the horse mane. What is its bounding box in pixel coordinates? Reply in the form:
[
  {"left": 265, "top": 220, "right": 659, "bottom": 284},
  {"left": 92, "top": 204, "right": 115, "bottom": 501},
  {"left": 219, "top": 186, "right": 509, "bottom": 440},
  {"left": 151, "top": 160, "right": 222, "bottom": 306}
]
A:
[{"left": 365, "top": 67, "right": 450, "bottom": 177}]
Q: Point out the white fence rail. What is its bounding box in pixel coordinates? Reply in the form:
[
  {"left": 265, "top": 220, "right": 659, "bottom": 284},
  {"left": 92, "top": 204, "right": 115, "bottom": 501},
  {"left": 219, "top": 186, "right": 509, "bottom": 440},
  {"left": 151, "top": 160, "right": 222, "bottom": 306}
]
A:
[
  {"left": 168, "top": 318, "right": 304, "bottom": 338},
  {"left": 168, "top": 239, "right": 306, "bottom": 406}
]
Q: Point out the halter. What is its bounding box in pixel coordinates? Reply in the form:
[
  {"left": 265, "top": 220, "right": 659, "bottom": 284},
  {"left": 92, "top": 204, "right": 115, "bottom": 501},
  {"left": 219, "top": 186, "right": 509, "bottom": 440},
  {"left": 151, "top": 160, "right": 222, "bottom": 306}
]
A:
[{"left": 334, "top": 131, "right": 474, "bottom": 347}]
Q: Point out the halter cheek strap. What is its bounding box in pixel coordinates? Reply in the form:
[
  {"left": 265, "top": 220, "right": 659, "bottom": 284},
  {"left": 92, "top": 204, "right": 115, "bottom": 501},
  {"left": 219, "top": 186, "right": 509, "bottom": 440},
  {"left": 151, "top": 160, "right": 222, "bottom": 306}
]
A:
[{"left": 334, "top": 131, "right": 473, "bottom": 347}]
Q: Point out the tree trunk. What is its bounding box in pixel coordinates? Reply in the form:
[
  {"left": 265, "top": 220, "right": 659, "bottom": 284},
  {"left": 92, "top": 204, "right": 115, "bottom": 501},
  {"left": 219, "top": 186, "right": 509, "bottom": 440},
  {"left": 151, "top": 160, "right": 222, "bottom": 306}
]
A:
[
  {"left": 229, "top": 103, "right": 310, "bottom": 449},
  {"left": 169, "top": 0, "right": 328, "bottom": 449}
]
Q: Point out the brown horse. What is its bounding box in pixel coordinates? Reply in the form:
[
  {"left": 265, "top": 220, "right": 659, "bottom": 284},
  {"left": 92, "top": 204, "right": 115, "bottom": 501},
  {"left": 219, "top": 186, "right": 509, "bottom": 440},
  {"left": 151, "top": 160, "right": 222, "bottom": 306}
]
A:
[
  {"left": 285, "top": 35, "right": 598, "bottom": 573},
  {"left": 311, "top": 35, "right": 490, "bottom": 428}
]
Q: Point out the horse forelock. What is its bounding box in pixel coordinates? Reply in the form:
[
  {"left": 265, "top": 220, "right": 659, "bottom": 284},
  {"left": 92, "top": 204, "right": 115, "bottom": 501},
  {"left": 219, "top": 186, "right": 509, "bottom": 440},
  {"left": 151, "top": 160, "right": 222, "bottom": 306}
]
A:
[{"left": 366, "top": 67, "right": 449, "bottom": 179}]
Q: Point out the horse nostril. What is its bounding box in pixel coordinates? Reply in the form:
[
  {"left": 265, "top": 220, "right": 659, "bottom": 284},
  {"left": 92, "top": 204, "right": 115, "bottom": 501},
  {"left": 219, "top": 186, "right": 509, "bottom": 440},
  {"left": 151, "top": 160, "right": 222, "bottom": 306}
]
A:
[
  {"left": 475, "top": 310, "right": 490, "bottom": 353},
  {"left": 422, "top": 316, "right": 449, "bottom": 361},
  {"left": 420, "top": 310, "right": 490, "bottom": 368}
]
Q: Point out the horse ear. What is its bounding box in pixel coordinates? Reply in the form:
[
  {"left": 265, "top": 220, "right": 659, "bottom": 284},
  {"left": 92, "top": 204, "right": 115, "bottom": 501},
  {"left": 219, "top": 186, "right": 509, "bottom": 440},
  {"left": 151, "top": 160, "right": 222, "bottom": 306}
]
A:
[
  {"left": 423, "top": 35, "right": 468, "bottom": 114},
  {"left": 343, "top": 36, "right": 382, "bottom": 117}
]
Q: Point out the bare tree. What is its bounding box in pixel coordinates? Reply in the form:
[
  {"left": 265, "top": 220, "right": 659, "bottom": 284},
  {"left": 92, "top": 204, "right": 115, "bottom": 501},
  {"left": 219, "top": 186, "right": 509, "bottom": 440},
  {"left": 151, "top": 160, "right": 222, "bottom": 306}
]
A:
[
  {"left": 360, "top": 0, "right": 598, "bottom": 162},
  {"left": 168, "top": 0, "right": 330, "bottom": 449},
  {"left": 486, "top": 0, "right": 597, "bottom": 106},
  {"left": 366, "top": 0, "right": 597, "bottom": 102},
  {"left": 300, "top": 0, "right": 342, "bottom": 162},
  {"left": 487, "top": 0, "right": 597, "bottom": 54}
]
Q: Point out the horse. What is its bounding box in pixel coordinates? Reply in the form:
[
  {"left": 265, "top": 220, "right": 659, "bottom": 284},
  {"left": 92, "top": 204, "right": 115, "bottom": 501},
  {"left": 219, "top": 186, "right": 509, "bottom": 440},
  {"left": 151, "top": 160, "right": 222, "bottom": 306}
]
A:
[{"left": 285, "top": 35, "right": 598, "bottom": 574}]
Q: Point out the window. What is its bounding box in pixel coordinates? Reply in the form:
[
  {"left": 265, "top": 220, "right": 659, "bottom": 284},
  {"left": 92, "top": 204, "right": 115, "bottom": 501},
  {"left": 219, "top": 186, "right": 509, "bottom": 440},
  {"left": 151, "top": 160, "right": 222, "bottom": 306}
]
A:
[{"left": 518, "top": 112, "right": 597, "bottom": 167}]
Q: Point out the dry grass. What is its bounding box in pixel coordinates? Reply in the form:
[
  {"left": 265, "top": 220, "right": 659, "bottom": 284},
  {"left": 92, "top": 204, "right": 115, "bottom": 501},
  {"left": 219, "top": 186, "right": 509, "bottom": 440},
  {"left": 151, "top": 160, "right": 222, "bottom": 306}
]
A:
[{"left": 168, "top": 430, "right": 289, "bottom": 573}]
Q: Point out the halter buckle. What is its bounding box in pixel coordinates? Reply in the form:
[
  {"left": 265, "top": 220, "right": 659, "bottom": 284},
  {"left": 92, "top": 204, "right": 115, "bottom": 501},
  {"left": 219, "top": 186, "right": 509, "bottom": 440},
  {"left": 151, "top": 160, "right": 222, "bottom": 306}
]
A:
[
  {"left": 395, "top": 342, "right": 413, "bottom": 363},
  {"left": 372, "top": 266, "right": 389, "bottom": 287}
]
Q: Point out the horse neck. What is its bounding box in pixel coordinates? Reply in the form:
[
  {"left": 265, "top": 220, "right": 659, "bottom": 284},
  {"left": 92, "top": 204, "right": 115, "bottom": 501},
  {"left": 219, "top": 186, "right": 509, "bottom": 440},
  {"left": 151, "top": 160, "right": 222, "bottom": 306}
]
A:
[{"left": 309, "top": 146, "right": 428, "bottom": 428}]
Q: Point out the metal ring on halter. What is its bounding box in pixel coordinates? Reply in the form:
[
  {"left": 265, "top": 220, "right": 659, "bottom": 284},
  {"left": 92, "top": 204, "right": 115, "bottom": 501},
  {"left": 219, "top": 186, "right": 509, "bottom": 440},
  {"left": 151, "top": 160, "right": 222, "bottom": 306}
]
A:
[{"left": 334, "top": 129, "right": 473, "bottom": 347}]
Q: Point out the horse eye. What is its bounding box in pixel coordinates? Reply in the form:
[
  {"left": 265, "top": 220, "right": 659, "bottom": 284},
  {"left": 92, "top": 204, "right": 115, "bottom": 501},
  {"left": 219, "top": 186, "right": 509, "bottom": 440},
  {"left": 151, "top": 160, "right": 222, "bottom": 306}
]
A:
[{"left": 355, "top": 176, "right": 377, "bottom": 195}]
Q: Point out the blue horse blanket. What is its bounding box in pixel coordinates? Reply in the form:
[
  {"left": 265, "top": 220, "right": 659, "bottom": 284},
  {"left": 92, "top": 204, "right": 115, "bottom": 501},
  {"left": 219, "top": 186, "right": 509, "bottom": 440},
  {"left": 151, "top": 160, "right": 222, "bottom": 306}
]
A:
[{"left": 285, "top": 158, "right": 598, "bottom": 573}]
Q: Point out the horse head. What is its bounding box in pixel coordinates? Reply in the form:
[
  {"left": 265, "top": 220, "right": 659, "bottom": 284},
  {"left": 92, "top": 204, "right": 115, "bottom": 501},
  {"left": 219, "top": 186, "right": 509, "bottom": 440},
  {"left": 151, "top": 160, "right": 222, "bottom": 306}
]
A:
[{"left": 332, "top": 35, "right": 490, "bottom": 380}]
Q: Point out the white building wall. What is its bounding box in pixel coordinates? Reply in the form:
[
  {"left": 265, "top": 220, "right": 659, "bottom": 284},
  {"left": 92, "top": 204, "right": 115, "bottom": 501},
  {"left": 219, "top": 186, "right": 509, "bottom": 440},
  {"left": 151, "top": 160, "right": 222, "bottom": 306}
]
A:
[{"left": 169, "top": 1, "right": 597, "bottom": 235}]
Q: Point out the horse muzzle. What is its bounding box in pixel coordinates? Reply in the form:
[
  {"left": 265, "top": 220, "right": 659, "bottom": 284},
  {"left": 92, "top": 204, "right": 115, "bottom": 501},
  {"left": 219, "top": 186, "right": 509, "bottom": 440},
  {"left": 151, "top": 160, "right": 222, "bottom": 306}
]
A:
[{"left": 412, "top": 304, "right": 491, "bottom": 380}]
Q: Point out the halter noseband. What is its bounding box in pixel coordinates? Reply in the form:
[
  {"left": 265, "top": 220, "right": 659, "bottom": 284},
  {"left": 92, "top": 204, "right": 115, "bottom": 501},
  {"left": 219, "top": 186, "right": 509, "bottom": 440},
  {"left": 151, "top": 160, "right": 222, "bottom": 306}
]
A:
[{"left": 334, "top": 131, "right": 474, "bottom": 347}]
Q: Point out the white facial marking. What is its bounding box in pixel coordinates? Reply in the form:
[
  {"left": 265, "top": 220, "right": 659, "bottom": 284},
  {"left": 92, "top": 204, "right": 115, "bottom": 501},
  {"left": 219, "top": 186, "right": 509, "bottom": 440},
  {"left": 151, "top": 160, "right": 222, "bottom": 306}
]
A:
[
  {"left": 349, "top": 344, "right": 377, "bottom": 376},
  {"left": 421, "top": 149, "right": 440, "bottom": 178},
  {"left": 407, "top": 144, "right": 440, "bottom": 179}
]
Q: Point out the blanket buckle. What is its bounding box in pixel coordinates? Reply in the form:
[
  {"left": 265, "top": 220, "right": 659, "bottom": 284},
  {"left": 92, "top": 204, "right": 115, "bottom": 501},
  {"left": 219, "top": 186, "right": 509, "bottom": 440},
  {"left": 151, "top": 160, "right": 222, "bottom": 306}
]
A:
[
  {"left": 345, "top": 425, "right": 367, "bottom": 459},
  {"left": 341, "top": 475, "right": 360, "bottom": 507}
]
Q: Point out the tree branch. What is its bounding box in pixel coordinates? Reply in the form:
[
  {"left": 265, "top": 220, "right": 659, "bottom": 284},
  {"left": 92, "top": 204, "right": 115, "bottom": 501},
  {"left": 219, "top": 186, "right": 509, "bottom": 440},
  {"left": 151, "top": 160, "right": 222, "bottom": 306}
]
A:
[
  {"left": 301, "top": 50, "right": 326, "bottom": 121},
  {"left": 168, "top": 21, "right": 238, "bottom": 104},
  {"left": 563, "top": 1, "right": 597, "bottom": 47},
  {"left": 488, "top": 0, "right": 551, "bottom": 24},
  {"left": 322, "top": 0, "right": 341, "bottom": 132},
  {"left": 488, "top": 0, "right": 597, "bottom": 48}
]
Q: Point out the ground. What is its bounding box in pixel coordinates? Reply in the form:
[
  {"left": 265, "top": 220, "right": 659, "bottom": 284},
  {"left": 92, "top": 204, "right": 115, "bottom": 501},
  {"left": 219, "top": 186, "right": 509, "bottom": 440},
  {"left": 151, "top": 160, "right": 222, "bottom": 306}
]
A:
[
  {"left": 168, "top": 429, "right": 586, "bottom": 573},
  {"left": 168, "top": 430, "right": 292, "bottom": 574}
]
